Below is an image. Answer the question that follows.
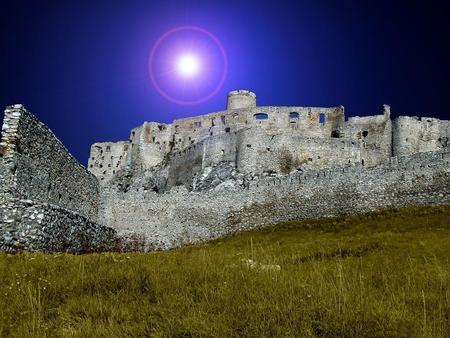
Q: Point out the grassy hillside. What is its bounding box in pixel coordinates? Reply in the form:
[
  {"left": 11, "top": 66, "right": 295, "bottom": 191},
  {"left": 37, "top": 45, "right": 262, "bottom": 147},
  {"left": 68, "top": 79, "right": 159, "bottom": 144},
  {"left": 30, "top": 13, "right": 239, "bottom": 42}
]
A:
[{"left": 0, "top": 205, "right": 449, "bottom": 337}]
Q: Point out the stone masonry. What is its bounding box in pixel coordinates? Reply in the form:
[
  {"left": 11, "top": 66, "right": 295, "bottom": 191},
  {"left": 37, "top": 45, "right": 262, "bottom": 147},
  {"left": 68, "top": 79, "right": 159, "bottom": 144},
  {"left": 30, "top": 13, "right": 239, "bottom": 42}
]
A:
[
  {"left": 1, "top": 90, "right": 449, "bottom": 252},
  {"left": 0, "top": 105, "right": 116, "bottom": 252}
]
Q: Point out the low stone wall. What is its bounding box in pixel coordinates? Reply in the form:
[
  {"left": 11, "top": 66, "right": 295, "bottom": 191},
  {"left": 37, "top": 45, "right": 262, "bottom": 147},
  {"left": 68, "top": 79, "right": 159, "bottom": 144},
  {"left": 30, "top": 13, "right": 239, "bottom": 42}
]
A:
[
  {"left": 0, "top": 197, "right": 117, "bottom": 253},
  {"left": 99, "top": 151, "right": 450, "bottom": 250}
]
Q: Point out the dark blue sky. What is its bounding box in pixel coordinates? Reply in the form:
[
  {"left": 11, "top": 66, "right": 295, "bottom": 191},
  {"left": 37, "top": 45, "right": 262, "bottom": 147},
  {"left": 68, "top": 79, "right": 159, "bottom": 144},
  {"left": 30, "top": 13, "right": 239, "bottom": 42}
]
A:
[{"left": 1, "top": 0, "right": 449, "bottom": 164}]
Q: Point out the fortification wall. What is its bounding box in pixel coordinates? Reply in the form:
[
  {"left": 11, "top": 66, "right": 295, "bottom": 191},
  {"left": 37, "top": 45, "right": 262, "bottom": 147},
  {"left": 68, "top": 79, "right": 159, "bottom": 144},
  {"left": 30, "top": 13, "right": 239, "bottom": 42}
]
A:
[
  {"left": 0, "top": 197, "right": 116, "bottom": 253},
  {"left": 341, "top": 110, "right": 392, "bottom": 166},
  {"left": 1, "top": 105, "right": 99, "bottom": 220},
  {"left": 99, "top": 151, "right": 450, "bottom": 250},
  {"left": 0, "top": 105, "right": 119, "bottom": 252},
  {"left": 393, "top": 116, "right": 450, "bottom": 156},
  {"left": 89, "top": 141, "right": 130, "bottom": 183},
  {"left": 235, "top": 129, "right": 361, "bottom": 174},
  {"left": 0, "top": 105, "right": 99, "bottom": 219}
]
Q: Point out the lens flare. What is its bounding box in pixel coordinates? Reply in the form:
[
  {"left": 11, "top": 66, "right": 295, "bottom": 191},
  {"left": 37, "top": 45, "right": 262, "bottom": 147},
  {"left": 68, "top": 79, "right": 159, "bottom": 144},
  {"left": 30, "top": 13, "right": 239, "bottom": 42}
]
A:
[
  {"left": 148, "top": 25, "right": 228, "bottom": 105},
  {"left": 176, "top": 54, "right": 200, "bottom": 77}
]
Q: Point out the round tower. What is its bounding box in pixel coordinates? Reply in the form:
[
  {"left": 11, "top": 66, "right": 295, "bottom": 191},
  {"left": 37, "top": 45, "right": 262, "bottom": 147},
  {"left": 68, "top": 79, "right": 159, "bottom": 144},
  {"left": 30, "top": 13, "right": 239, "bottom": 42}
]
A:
[{"left": 226, "top": 90, "right": 256, "bottom": 110}]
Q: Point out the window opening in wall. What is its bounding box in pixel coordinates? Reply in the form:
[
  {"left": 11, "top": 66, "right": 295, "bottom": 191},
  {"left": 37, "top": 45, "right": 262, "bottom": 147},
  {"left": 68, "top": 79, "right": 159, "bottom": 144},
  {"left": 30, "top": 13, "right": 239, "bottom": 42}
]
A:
[
  {"left": 319, "top": 113, "right": 326, "bottom": 125},
  {"left": 254, "top": 113, "right": 268, "bottom": 120},
  {"left": 210, "top": 132, "right": 213, "bottom": 136},
  {"left": 225, "top": 127, "right": 230, "bottom": 133},
  {"left": 331, "top": 130, "right": 340, "bottom": 138},
  {"left": 123, "top": 145, "right": 128, "bottom": 151},
  {"left": 361, "top": 159, "right": 365, "bottom": 166},
  {"left": 211, "top": 119, "right": 215, "bottom": 127},
  {"left": 289, "top": 112, "right": 299, "bottom": 119},
  {"left": 90, "top": 164, "right": 93, "bottom": 168},
  {"left": 100, "top": 149, "right": 103, "bottom": 154},
  {"left": 267, "top": 147, "right": 271, "bottom": 151},
  {"left": 106, "top": 146, "right": 111, "bottom": 152},
  {"left": 193, "top": 121, "right": 202, "bottom": 127},
  {"left": 221, "top": 116, "right": 226, "bottom": 124},
  {"left": 362, "top": 131, "right": 368, "bottom": 137},
  {"left": 152, "top": 136, "right": 155, "bottom": 142}
]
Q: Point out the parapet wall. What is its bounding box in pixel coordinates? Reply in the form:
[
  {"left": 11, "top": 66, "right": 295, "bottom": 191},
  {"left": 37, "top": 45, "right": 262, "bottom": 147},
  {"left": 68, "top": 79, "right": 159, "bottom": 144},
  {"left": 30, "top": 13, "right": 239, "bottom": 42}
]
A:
[
  {"left": 99, "top": 151, "right": 450, "bottom": 250},
  {"left": 0, "top": 105, "right": 99, "bottom": 220}
]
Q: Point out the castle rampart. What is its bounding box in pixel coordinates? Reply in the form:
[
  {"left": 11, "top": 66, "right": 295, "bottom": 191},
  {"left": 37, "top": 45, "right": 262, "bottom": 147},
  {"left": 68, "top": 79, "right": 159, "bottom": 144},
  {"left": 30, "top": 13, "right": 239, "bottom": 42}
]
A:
[
  {"left": 98, "top": 150, "right": 450, "bottom": 250},
  {"left": 0, "top": 105, "right": 116, "bottom": 252}
]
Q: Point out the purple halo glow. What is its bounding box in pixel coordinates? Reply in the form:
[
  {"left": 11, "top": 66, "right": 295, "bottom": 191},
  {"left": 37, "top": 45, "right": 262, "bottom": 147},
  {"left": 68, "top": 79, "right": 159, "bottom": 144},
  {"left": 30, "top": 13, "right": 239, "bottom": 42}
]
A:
[{"left": 148, "top": 25, "right": 228, "bottom": 105}]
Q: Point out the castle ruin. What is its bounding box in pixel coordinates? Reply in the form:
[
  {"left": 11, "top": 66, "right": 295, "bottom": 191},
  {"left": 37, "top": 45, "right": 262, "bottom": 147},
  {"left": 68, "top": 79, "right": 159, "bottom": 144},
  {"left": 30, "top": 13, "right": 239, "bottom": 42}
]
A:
[{"left": 1, "top": 90, "right": 449, "bottom": 252}]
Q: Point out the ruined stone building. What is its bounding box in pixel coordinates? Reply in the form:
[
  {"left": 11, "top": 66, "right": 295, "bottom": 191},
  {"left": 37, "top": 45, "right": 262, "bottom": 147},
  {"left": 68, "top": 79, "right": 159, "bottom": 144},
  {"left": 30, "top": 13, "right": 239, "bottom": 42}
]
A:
[{"left": 1, "top": 90, "right": 449, "bottom": 252}]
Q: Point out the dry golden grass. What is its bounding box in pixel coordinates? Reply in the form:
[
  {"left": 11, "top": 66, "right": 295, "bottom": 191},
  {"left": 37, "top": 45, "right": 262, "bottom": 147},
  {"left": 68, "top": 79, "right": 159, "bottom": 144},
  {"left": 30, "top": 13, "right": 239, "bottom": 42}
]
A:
[{"left": 0, "top": 205, "right": 449, "bottom": 337}]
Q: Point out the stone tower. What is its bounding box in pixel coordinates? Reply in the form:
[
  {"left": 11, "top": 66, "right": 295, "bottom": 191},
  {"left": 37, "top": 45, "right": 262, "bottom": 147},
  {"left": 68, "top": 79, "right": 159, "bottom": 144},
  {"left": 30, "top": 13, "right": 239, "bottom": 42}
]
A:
[{"left": 226, "top": 90, "right": 257, "bottom": 110}]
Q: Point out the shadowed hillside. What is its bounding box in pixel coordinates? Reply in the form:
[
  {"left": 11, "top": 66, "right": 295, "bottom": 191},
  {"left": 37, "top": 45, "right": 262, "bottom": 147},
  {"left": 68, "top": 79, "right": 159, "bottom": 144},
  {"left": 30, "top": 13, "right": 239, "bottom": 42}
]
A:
[{"left": 0, "top": 205, "right": 449, "bottom": 337}]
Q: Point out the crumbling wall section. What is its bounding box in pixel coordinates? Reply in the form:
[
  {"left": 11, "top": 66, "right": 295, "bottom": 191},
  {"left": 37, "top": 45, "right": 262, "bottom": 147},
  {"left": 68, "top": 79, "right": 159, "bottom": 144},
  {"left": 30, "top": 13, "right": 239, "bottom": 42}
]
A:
[
  {"left": 393, "top": 116, "right": 450, "bottom": 157},
  {"left": 99, "top": 151, "right": 450, "bottom": 250}
]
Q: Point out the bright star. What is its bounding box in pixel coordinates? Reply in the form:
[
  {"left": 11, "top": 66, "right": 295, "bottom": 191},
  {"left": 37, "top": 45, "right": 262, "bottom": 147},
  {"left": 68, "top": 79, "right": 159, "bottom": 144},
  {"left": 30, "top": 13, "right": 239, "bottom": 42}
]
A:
[{"left": 176, "top": 54, "right": 200, "bottom": 77}]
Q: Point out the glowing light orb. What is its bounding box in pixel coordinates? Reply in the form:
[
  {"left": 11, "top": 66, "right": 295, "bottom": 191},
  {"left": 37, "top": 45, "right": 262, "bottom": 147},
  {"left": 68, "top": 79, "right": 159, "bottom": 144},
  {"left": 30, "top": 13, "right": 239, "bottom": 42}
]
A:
[
  {"left": 148, "top": 25, "right": 228, "bottom": 105},
  {"left": 176, "top": 54, "right": 200, "bottom": 77}
]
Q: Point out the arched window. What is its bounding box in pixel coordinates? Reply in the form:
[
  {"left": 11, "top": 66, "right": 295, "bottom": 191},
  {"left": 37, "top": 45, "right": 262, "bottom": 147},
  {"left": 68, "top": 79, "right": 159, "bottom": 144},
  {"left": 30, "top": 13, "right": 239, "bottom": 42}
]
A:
[
  {"left": 289, "top": 112, "right": 299, "bottom": 119},
  {"left": 253, "top": 113, "right": 268, "bottom": 120},
  {"left": 319, "top": 113, "right": 326, "bottom": 125}
]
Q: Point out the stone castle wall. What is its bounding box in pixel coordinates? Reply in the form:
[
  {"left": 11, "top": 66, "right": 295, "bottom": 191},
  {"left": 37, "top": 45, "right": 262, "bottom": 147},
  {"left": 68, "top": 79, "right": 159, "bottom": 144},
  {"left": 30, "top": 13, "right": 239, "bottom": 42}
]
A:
[
  {"left": 99, "top": 151, "right": 450, "bottom": 250},
  {"left": 0, "top": 105, "right": 99, "bottom": 219},
  {"left": 0, "top": 105, "right": 116, "bottom": 252},
  {"left": 393, "top": 116, "right": 450, "bottom": 156}
]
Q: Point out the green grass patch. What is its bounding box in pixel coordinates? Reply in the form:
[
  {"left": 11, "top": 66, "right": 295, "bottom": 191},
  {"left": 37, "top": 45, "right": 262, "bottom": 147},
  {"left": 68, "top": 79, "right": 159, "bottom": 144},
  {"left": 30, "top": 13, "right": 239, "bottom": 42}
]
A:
[{"left": 0, "top": 205, "right": 449, "bottom": 337}]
